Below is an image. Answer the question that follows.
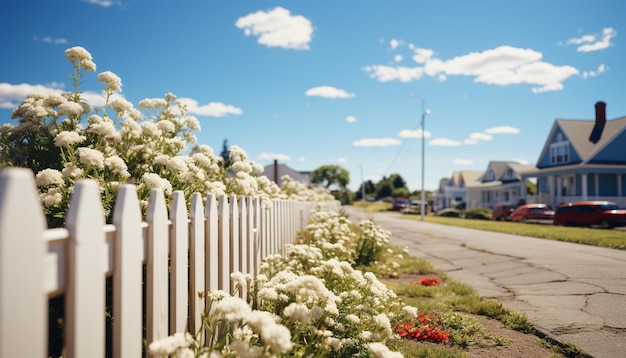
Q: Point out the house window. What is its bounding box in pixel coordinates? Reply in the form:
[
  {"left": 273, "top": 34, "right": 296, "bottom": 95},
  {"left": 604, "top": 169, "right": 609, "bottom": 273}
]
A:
[{"left": 549, "top": 141, "right": 570, "bottom": 164}]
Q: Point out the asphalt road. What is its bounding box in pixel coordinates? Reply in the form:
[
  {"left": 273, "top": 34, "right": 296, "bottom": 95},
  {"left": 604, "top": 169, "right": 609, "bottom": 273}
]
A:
[{"left": 343, "top": 206, "right": 626, "bottom": 358}]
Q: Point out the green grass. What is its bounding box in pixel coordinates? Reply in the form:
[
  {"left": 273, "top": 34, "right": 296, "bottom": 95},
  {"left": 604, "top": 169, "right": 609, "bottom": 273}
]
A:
[
  {"left": 380, "top": 251, "right": 539, "bottom": 356},
  {"left": 351, "top": 203, "right": 626, "bottom": 250},
  {"left": 417, "top": 215, "right": 626, "bottom": 250}
]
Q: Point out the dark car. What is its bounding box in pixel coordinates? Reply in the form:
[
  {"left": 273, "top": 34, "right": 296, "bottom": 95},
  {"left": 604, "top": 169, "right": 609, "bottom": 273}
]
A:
[
  {"left": 553, "top": 201, "right": 626, "bottom": 228},
  {"left": 509, "top": 203, "right": 554, "bottom": 223},
  {"left": 391, "top": 197, "right": 410, "bottom": 211},
  {"left": 492, "top": 203, "right": 515, "bottom": 221}
]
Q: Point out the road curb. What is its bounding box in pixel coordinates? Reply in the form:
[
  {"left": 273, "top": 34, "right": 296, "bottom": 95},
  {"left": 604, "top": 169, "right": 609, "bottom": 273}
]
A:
[{"left": 532, "top": 326, "right": 593, "bottom": 358}]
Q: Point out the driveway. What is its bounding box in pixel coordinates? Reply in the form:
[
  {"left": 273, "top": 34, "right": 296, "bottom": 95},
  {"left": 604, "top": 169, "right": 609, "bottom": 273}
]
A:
[{"left": 343, "top": 206, "right": 626, "bottom": 358}]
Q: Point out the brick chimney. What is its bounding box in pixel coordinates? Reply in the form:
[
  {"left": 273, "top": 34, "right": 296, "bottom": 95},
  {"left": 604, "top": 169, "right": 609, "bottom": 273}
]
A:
[
  {"left": 595, "top": 101, "right": 606, "bottom": 126},
  {"left": 589, "top": 101, "right": 606, "bottom": 144}
]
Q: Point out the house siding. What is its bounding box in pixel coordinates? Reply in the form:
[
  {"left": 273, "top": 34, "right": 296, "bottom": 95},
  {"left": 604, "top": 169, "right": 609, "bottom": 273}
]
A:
[
  {"left": 599, "top": 174, "right": 618, "bottom": 196},
  {"left": 591, "top": 130, "right": 626, "bottom": 164},
  {"left": 538, "top": 127, "right": 583, "bottom": 169}
]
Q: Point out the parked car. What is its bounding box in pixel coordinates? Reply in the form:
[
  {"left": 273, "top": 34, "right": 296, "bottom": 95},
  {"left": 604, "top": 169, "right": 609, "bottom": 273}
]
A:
[
  {"left": 553, "top": 201, "right": 626, "bottom": 228},
  {"left": 391, "top": 197, "right": 410, "bottom": 211},
  {"left": 492, "top": 203, "right": 515, "bottom": 221},
  {"left": 509, "top": 204, "right": 554, "bottom": 223}
]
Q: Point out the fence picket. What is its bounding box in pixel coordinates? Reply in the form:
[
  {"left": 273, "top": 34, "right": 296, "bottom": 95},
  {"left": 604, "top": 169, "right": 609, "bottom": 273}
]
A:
[
  {"left": 0, "top": 169, "right": 47, "bottom": 358},
  {"left": 238, "top": 196, "right": 248, "bottom": 299},
  {"left": 205, "top": 194, "right": 219, "bottom": 292},
  {"left": 112, "top": 184, "right": 144, "bottom": 358},
  {"left": 189, "top": 193, "right": 205, "bottom": 332},
  {"left": 65, "top": 180, "right": 107, "bottom": 358},
  {"left": 229, "top": 194, "right": 239, "bottom": 294},
  {"left": 146, "top": 189, "right": 169, "bottom": 342},
  {"left": 169, "top": 191, "right": 189, "bottom": 334},
  {"left": 0, "top": 167, "right": 333, "bottom": 356},
  {"left": 217, "top": 195, "right": 230, "bottom": 293}
]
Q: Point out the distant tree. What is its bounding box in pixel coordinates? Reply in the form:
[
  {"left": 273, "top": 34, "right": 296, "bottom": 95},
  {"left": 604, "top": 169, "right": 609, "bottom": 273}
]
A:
[
  {"left": 389, "top": 173, "right": 407, "bottom": 189},
  {"left": 219, "top": 139, "right": 231, "bottom": 168},
  {"left": 355, "top": 179, "right": 377, "bottom": 200},
  {"left": 311, "top": 165, "right": 350, "bottom": 190},
  {"left": 392, "top": 187, "right": 410, "bottom": 198},
  {"left": 525, "top": 179, "right": 537, "bottom": 195},
  {"left": 375, "top": 177, "right": 392, "bottom": 199}
]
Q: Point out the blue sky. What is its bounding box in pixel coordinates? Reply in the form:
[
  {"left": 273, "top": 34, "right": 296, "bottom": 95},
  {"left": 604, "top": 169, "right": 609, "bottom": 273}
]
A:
[{"left": 1, "top": 0, "right": 624, "bottom": 192}]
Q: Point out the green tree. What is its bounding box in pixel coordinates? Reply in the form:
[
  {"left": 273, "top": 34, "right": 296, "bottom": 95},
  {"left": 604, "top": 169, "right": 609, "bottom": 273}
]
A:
[
  {"left": 391, "top": 187, "right": 410, "bottom": 198},
  {"left": 219, "top": 139, "right": 231, "bottom": 168},
  {"left": 375, "top": 177, "right": 392, "bottom": 199},
  {"left": 389, "top": 173, "right": 407, "bottom": 190},
  {"left": 311, "top": 165, "right": 350, "bottom": 190},
  {"left": 525, "top": 179, "right": 537, "bottom": 195}
]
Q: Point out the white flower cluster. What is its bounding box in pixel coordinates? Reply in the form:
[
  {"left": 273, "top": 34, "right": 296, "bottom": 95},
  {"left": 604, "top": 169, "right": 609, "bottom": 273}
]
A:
[
  {"left": 2, "top": 46, "right": 337, "bottom": 227},
  {"left": 149, "top": 205, "right": 413, "bottom": 357}
]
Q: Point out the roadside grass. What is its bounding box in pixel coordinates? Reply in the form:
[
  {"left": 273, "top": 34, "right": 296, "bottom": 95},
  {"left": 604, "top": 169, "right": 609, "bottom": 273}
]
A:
[
  {"left": 372, "top": 246, "right": 540, "bottom": 357},
  {"left": 412, "top": 215, "right": 626, "bottom": 250},
  {"left": 351, "top": 202, "right": 626, "bottom": 250}
]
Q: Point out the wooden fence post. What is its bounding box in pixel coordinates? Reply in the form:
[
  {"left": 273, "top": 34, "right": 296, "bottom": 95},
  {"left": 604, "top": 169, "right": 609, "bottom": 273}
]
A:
[
  {"left": 169, "top": 191, "right": 189, "bottom": 334},
  {"left": 217, "top": 195, "right": 230, "bottom": 293},
  {"left": 0, "top": 169, "right": 47, "bottom": 358},
  {"left": 146, "top": 189, "right": 169, "bottom": 343},
  {"left": 205, "top": 194, "right": 219, "bottom": 293},
  {"left": 189, "top": 193, "right": 205, "bottom": 333},
  {"left": 112, "top": 184, "right": 143, "bottom": 358},
  {"left": 65, "top": 180, "right": 107, "bottom": 358}
]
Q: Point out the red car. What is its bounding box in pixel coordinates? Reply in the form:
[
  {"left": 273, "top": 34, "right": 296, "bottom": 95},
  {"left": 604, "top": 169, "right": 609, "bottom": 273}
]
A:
[
  {"left": 509, "top": 204, "right": 554, "bottom": 223},
  {"left": 492, "top": 203, "right": 515, "bottom": 221},
  {"left": 553, "top": 201, "right": 626, "bottom": 228}
]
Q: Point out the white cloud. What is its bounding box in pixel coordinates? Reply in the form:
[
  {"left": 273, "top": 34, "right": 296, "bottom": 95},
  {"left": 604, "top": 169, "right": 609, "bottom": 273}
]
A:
[
  {"left": 567, "top": 27, "right": 617, "bottom": 52},
  {"left": 398, "top": 129, "right": 432, "bottom": 138},
  {"left": 390, "top": 39, "right": 400, "bottom": 50},
  {"left": 82, "top": 0, "right": 121, "bottom": 7},
  {"left": 362, "top": 65, "right": 425, "bottom": 82},
  {"left": 352, "top": 138, "right": 401, "bottom": 147},
  {"left": 305, "top": 86, "right": 355, "bottom": 98},
  {"left": 364, "top": 45, "right": 579, "bottom": 92},
  {"left": 336, "top": 157, "right": 347, "bottom": 163},
  {"left": 469, "top": 132, "right": 492, "bottom": 141},
  {"left": 464, "top": 139, "right": 477, "bottom": 145},
  {"left": 258, "top": 152, "right": 291, "bottom": 161},
  {"left": 297, "top": 156, "right": 305, "bottom": 162},
  {"left": 484, "top": 126, "right": 520, "bottom": 134},
  {"left": 582, "top": 64, "right": 607, "bottom": 79},
  {"left": 36, "top": 36, "right": 68, "bottom": 44},
  {"left": 177, "top": 98, "right": 242, "bottom": 117},
  {"left": 235, "top": 7, "right": 313, "bottom": 50},
  {"left": 394, "top": 54, "right": 403, "bottom": 63},
  {"left": 0, "top": 82, "right": 105, "bottom": 108},
  {"left": 453, "top": 159, "right": 474, "bottom": 165},
  {"left": 514, "top": 159, "right": 530, "bottom": 165},
  {"left": 346, "top": 115, "right": 357, "bottom": 123},
  {"left": 430, "top": 138, "right": 461, "bottom": 146}
]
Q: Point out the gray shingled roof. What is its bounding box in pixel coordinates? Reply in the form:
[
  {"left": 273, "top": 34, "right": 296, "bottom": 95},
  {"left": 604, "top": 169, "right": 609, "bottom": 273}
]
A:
[{"left": 537, "top": 116, "right": 626, "bottom": 165}]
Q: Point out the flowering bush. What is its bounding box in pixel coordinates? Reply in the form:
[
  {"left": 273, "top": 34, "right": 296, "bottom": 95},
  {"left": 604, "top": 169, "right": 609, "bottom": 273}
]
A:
[
  {"left": 0, "top": 46, "right": 324, "bottom": 226},
  {"left": 150, "top": 205, "right": 416, "bottom": 357},
  {"left": 393, "top": 313, "right": 451, "bottom": 344}
]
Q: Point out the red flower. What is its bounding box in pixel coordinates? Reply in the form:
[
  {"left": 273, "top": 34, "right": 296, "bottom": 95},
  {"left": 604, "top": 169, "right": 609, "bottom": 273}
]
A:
[
  {"left": 393, "top": 314, "right": 451, "bottom": 344},
  {"left": 413, "top": 277, "right": 442, "bottom": 286}
]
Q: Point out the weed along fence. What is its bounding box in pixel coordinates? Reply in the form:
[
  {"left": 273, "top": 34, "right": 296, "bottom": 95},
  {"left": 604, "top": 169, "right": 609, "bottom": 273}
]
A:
[{"left": 0, "top": 167, "right": 329, "bottom": 357}]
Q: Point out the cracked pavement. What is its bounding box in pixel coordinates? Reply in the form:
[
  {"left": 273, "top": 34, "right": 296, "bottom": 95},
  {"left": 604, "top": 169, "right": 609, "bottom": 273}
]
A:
[{"left": 344, "top": 206, "right": 626, "bottom": 358}]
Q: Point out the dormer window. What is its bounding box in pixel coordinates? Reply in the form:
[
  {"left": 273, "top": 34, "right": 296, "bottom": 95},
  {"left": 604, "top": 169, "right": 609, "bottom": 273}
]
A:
[
  {"left": 484, "top": 170, "right": 495, "bottom": 181},
  {"left": 549, "top": 134, "right": 570, "bottom": 164}
]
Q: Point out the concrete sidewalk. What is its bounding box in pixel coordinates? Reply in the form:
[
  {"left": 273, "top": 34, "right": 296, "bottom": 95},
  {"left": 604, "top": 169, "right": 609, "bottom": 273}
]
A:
[{"left": 344, "top": 207, "right": 626, "bottom": 358}]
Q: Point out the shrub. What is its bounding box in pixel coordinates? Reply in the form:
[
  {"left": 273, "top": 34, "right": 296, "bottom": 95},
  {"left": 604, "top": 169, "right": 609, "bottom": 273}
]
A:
[
  {"left": 462, "top": 208, "right": 492, "bottom": 220},
  {"left": 437, "top": 208, "right": 461, "bottom": 218}
]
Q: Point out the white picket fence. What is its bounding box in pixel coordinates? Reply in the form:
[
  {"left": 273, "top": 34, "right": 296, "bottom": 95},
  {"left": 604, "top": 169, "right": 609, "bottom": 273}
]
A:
[{"left": 0, "top": 168, "right": 328, "bottom": 358}]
